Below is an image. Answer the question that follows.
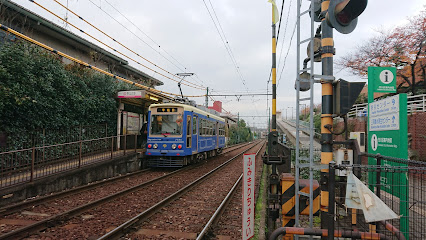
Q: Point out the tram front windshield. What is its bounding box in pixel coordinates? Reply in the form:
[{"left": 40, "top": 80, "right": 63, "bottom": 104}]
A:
[{"left": 150, "top": 114, "right": 183, "bottom": 136}]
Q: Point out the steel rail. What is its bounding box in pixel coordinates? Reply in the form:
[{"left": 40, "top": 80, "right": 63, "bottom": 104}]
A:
[
  {"left": 196, "top": 140, "right": 266, "bottom": 239},
  {"left": 0, "top": 142, "right": 254, "bottom": 239},
  {"left": 0, "top": 168, "right": 151, "bottom": 216},
  {"left": 0, "top": 165, "right": 194, "bottom": 239},
  {"left": 97, "top": 141, "right": 263, "bottom": 240}
]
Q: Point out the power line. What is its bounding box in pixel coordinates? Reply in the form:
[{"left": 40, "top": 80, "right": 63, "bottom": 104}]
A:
[
  {"left": 201, "top": 0, "right": 260, "bottom": 117},
  {"left": 267, "top": 0, "right": 285, "bottom": 85},
  {"left": 32, "top": 0, "right": 205, "bottom": 91},
  {"left": 277, "top": 19, "right": 297, "bottom": 86},
  {"left": 276, "top": 0, "right": 293, "bottom": 84},
  {"left": 54, "top": 0, "right": 205, "bottom": 90},
  {"left": 0, "top": 23, "right": 204, "bottom": 98},
  {"left": 104, "top": 0, "right": 187, "bottom": 71},
  {"left": 101, "top": 0, "right": 208, "bottom": 88},
  {"left": 201, "top": 0, "right": 248, "bottom": 91}
]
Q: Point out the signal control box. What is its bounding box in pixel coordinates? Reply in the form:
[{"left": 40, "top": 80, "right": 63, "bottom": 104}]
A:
[{"left": 334, "top": 149, "right": 353, "bottom": 177}]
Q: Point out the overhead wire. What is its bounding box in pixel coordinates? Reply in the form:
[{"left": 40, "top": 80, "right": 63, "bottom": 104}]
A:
[
  {"left": 33, "top": 0, "right": 206, "bottom": 90},
  {"left": 201, "top": 0, "right": 262, "bottom": 117},
  {"left": 277, "top": 17, "right": 297, "bottom": 86},
  {"left": 53, "top": 0, "right": 205, "bottom": 89},
  {"left": 0, "top": 23, "right": 205, "bottom": 98},
  {"left": 276, "top": 0, "right": 292, "bottom": 81},
  {"left": 100, "top": 0, "right": 207, "bottom": 88},
  {"left": 201, "top": 0, "right": 248, "bottom": 92},
  {"left": 276, "top": 0, "right": 295, "bottom": 87},
  {"left": 267, "top": 0, "right": 285, "bottom": 85},
  {"left": 103, "top": 0, "right": 187, "bottom": 71}
]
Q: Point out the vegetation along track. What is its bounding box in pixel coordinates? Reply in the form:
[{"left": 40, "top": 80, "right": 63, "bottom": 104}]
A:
[
  {"left": 0, "top": 141, "right": 257, "bottom": 239},
  {"left": 101, "top": 140, "right": 265, "bottom": 239}
]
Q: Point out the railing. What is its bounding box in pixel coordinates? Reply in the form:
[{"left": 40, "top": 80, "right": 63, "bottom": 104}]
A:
[
  {"left": 286, "top": 119, "right": 321, "bottom": 139},
  {"left": 328, "top": 154, "right": 426, "bottom": 240},
  {"left": 347, "top": 94, "right": 426, "bottom": 118},
  {"left": 0, "top": 123, "right": 111, "bottom": 153},
  {"left": 0, "top": 134, "right": 138, "bottom": 189}
]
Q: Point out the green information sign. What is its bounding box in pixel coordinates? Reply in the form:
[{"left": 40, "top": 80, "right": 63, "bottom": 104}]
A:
[
  {"left": 368, "top": 66, "right": 397, "bottom": 93},
  {"left": 367, "top": 66, "right": 408, "bottom": 238}
]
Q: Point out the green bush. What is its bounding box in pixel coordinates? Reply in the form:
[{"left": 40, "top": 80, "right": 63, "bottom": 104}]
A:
[{"left": 0, "top": 42, "right": 134, "bottom": 150}]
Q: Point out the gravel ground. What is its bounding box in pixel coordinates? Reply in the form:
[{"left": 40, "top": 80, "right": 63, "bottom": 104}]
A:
[
  {"left": 210, "top": 142, "right": 266, "bottom": 239},
  {"left": 127, "top": 141, "right": 265, "bottom": 239},
  {"left": 6, "top": 142, "right": 257, "bottom": 239}
]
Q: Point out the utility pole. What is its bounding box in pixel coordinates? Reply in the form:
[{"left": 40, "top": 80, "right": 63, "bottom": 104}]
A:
[
  {"left": 317, "top": 0, "right": 368, "bottom": 236},
  {"left": 320, "top": 0, "right": 334, "bottom": 232},
  {"left": 205, "top": 87, "right": 209, "bottom": 108}
]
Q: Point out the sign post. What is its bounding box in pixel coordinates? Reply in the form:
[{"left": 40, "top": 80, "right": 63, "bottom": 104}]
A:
[
  {"left": 243, "top": 153, "right": 256, "bottom": 240},
  {"left": 367, "top": 67, "right": 408, "bottom": 238}
]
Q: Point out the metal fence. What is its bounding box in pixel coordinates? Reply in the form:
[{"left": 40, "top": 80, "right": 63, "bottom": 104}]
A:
[
  {"left": 347, "top": 94, "right": 426, "bottom": 118},
  {"left": 0, "top": 124, "right": 112, "bottom": 153},
  {"left": 329, "top": 155, "right": 426, "bottom": 240},
  {"left": 0, "top": 134, "right": 138, "bottom": 189}
]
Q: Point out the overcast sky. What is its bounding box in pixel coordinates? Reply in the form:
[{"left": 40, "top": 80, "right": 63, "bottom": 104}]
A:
[{"left": 11, "top": 0, "right": 425, "bottom": 129}]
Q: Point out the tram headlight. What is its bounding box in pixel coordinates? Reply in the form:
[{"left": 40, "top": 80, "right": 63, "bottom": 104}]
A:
[
  {"left": 153, "top": 143, "right": 158, "bottom": 149},
  {"left": 171, "top": 144, "right": 177, "bottom": 149}
]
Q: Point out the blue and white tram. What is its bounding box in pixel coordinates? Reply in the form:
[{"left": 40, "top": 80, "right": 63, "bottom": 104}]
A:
[{"left": 145, "top": 103, "right": 226, "bottom": 167}]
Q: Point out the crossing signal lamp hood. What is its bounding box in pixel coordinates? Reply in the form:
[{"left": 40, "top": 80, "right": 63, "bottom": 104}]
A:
[{"left": 327, "top": 0, "right": 368, "bottom": 34}]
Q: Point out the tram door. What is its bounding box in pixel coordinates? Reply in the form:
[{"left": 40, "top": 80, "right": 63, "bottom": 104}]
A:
[
  {"left": 192, "top": 116, "right": 198, "bottom": 153},
  {"left": 216, "top": 122, "right": 219, "bottom": 148}
]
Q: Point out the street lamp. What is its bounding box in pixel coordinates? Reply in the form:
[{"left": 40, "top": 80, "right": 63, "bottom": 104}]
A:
[{"left": 175, "top": 73, "right": 194, "bottom": 99}]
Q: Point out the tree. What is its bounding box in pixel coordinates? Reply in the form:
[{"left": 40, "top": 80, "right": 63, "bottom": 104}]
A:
[
  {"left": 338, "top": 8, "right": 426, "bottom": 95},
  {"left": 227, "top": 119, "right": 253, "bottom": 145},
  {"left": 0, "top": 42, "right": 134, "bottom": 149}
]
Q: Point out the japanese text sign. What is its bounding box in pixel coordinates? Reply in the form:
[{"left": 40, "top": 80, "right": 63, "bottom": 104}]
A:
[{"left": 243, "top": 153, "right": 256, "bottom": 240}]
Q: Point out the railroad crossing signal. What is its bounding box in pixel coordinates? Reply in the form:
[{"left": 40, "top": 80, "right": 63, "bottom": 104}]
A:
[{"left": 327, "top": 0, "right": 368, "bottom": 34}]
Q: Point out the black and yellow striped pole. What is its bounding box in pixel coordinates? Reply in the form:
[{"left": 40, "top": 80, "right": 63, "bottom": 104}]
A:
[
  {"left": 271, "top": 1, "right": 278, "bottom": 133},
  {"left": 265, "top": 0, "right": 281, "bottom": 230},
  {"left": 320, "top": 0, "right": 334, "bottom": 233}
]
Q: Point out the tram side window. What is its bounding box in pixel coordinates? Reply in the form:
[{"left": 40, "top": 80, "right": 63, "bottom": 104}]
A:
[
  {"left": 205, "top": 120, "right": 209, "bottom": 136},
  {"left": 207, "top": 122, "right": 210, "bottom": 136},
  {"left": 193, "top": 117, "right": 197, "bottom": 135},
  {"left": 186, "top": 116, "right": 191, "bottom": 136}
]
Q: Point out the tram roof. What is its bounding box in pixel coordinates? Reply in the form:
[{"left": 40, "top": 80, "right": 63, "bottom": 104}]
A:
[{"left": 149, "top": 103, "right": 225, "bottom": 122}]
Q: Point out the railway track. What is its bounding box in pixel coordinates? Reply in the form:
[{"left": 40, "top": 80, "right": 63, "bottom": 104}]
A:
[
  {"left": 197, "top": 141, "right": 266, "bottom": 239},
  {"left": 100, "top": 140, "right": 265, "bottom": 239},
  {"left": 0, "top": 142, "right": 248, "bottom": 217},
  {"left": 0, "top": 141, "right": 257, "bottom": 239}
]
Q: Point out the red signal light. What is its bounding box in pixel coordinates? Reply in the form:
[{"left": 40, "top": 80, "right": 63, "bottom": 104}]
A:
[
  {"left": 147, "top": 144, "right": 152, "bottom": 149},
  {"left": 178, "top": 145, "right": 182, "bottom": 149}
]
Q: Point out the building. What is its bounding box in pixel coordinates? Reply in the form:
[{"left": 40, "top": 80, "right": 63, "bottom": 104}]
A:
[{"left": 208, "top": 101, "right": 222, "bottom": 113}]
